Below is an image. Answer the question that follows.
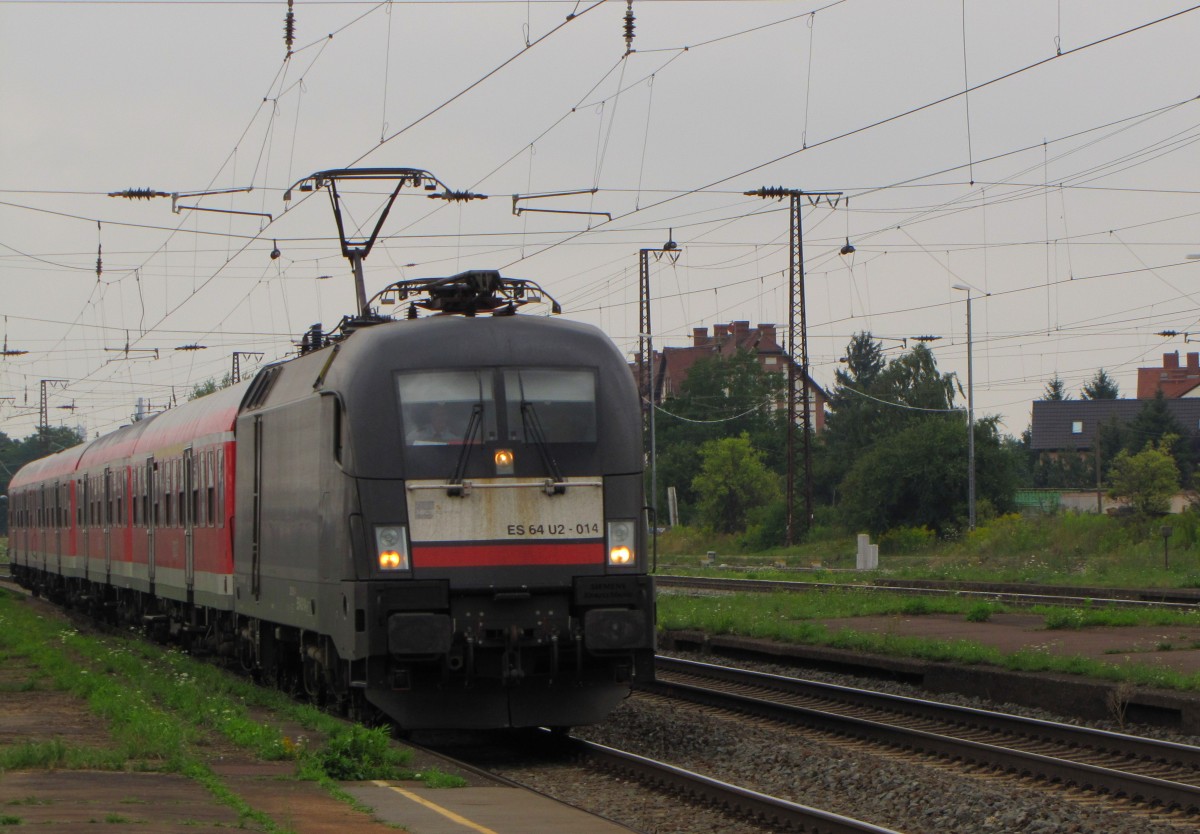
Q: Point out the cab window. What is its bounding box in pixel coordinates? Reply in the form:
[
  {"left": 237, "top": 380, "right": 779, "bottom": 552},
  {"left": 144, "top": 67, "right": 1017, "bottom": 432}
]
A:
[
  {"left": 503, "top": 368, "right": 597, "bottom": 443},
  {"left": 397, "top": 370, "right": 496, "bottom": 447}
]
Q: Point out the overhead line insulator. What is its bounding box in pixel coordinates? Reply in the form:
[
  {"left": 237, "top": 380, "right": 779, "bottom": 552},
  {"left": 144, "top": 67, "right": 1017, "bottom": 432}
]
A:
[
  {"left": 108, "top": 188, "right": 170, "bottom": 200},
  {"left": 284, "top": 0, "right": 296, "bottom": 56},
  {"left": 623, "top": 0, "right": 635, "bottom": 54}
]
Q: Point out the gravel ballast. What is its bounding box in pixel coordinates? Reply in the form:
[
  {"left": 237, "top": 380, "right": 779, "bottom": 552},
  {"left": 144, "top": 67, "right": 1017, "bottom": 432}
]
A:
[{"left": 547, "top": 652, "right": 1200, "bottom": 834}]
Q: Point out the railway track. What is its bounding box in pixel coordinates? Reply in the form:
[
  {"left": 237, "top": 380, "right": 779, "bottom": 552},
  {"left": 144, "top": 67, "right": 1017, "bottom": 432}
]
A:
[
  {"left": 421, "top": 727, "right": 898, "bottom": 834},
  {"left": 646, "top": 655, "right": 1200, "bottom": 824},
  {"left": 655, "top": 574, "right": 1200, "bottom": 610},
  {"left": 566, "top": 734, "right": 901, "bottom": 834}
]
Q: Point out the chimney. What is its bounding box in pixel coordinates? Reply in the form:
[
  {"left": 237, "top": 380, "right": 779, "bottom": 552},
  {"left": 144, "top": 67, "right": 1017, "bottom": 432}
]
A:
[
  {"left": 693, "top": 327, "right": 709, "bottom": 347},
  {"left": 758, "top": 324, "right": 778, "bottom": 348},
  {"left": 1164, "top": 351, "right": 1180, "bottom": 369},
  {"left": 732, "top": 321, "right": 750, "bottom": 340},
  {"left": 1189, "top": 353, "right": 1199, "bottom": 370},
  {"left": 714, "top": 323, "right": 730, "bottom": 341}
]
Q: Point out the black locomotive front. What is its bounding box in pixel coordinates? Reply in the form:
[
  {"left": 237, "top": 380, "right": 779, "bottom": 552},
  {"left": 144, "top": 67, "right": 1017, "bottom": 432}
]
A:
[{"left": 330, "top": 313, "right": 654, "bottom": 728}]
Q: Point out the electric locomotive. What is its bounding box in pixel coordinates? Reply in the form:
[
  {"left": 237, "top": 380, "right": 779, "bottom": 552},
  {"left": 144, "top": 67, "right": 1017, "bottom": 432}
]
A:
[{"left": 7, "top": 271, "right": 656, "bottom": 730}]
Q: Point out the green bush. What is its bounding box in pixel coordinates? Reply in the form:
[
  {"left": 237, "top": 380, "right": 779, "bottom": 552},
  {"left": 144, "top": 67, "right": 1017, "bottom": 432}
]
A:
[
  {"left": 879, "top": 526, "right": 936, "bottom": 554},
  {"left": 965, "top": 603, "right": 995, "bottom": 623},
  {"left": 304, "top": 726, "right": 408, "bottom": 781}
]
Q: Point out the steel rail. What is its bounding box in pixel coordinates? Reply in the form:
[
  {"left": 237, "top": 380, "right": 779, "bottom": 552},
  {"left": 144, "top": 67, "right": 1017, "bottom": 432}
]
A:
[
  {"left": 646, "top": 658, "right": 1200, "bottom": 812},
  {"left": 654, "top": 574, "right": 1200, "bottom": 611},
  {"left": 656, "top": 656, "right": 1200, "bottom": 768},
  {"left": 569, "top": 735, "right": 901, "bottom": 834}
]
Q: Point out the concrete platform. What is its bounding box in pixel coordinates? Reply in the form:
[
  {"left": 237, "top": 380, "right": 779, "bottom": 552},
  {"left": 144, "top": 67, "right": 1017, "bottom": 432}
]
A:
[{"left": 346, "top": 781, "right": 634, "bottom": 834}]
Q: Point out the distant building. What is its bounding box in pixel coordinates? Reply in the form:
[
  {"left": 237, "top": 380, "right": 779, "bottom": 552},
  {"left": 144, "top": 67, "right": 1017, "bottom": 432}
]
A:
[
  {"left": 1029, "top": 398, "right": 1200, "bottom": 453},
  {"left": 636, "top": 321, "right": 828, "bottom": 432},
  {"left": 1031, "top": 352, "right": 1200, "bottom": 454},
  {"left": 1027, "top": 359, "right": 1200, "bottom": 514},
  {"left": 1137, "top": 351, "right": 1200, "bottom": 399}
]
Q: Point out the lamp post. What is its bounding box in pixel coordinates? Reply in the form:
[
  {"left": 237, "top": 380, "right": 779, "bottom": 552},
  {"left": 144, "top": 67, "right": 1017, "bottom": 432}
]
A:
[
  {"left": 952, "top": 284, "right": 976, "bottom": 530},
  {"left": 637, "top": 234, "right": 680, "bottom": 536}
]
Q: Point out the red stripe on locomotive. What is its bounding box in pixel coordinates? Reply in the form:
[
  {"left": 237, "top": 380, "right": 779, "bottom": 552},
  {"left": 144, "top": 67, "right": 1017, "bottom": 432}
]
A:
[{"left": 413, "top": 541, "right": 604, "bottom": 568}]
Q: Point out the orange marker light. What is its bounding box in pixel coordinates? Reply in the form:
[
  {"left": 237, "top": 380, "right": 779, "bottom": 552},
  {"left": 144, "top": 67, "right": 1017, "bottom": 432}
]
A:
[
  {"left": 379, "top": 550, "right": 404, "bottom": 569},
  {"left": 494, "top": 448, "right": 515, "bottom": 475},
  {"left": 609, "top": 545, "right": 633, "bottom": 565}
]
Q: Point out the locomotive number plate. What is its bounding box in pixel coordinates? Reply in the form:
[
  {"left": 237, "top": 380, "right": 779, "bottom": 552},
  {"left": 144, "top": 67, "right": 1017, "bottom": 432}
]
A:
[{"left": 406, "top": 478, "right": 603, "bottom": 543}]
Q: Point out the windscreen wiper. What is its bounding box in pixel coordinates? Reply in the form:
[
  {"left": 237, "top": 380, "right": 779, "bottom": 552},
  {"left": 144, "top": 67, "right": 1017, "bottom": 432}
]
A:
[
  {"left": 447, "top": 402, "right": 482, "bottom": 495},
  {"left": 521, "top": 401, "right": 565, "bottom": 494}
]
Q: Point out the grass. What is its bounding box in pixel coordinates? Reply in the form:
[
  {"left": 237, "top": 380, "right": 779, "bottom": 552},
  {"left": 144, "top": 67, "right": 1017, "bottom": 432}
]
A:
[
  {"left": 657, "top": 588, "right": 1200, "bottom": 693},
  {"left": 654, "top": 511, "right": 1200, "bottom": 589},
  {"left": 0, "top": 587, "right": 464, "bottom": 830}
]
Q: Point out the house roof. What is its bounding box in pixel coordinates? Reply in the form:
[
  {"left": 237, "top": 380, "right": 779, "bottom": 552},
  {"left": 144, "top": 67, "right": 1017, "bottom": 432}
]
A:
[
  {"left": 1137, "top": 351, "right": 1200, "bottom": 399},
  {"left": 1029, "top": 398, "right": 1200, "bottom": 450}
]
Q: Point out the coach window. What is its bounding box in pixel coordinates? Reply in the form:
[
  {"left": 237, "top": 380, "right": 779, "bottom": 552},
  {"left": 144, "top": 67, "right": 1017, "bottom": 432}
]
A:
[
  {"left": 398, "top": 370, "right": 497, "bottom": 447},
  {"left": 164, "top": 466, "right": 173, "bottom": 528},
  {"left": 216, "top": 448, "right": 224, "bottom": 528},
  {"left": 503, "top": 368, "right": 597, "bottom": 443},
  {"left": 205, "top": 451, "right": 215, "bottom": 527}
]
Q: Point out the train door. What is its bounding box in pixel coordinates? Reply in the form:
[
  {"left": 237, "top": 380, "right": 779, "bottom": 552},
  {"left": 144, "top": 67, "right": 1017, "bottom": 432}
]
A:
[
  {"left": 251, "top": 416, "right": 263, "bottom": 600},
  {"left": 80, "top": 478, "right": 89, "bottom": 580},
  {"left": 184, "top": 447, "right": 195, "bottom": 592},
  {"left": 53, "top": 480, "right": 62, "bottom": 575},
  {"left": 146, "top": 458, "right": 156, "bottom": 589},
  {"left": 103, "top": 467, "right": 113, "bottom": 581},
  {"left": 36, "top": 486, "right": 45, "bottom": 573}
]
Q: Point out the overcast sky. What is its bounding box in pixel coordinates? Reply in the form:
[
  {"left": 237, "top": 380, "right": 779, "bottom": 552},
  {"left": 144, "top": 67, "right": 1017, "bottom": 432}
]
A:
[{"left": 3, "top": 0, "right": 1200, "bottom": 441}]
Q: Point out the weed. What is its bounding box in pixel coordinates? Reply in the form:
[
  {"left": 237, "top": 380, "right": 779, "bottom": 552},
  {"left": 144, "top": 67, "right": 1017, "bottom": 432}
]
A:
[
  {"left": 0, "top": 815, "right": 22, "bottom": 825},
  {"left": 1157, "top": 642, "right": 1174, "bottom": 652},
  {"left": 900, "top": 598, "right": 933, "bottom": 616},
  {"left": 1107, "top": 681, "right": 1136, "bottom": 731},
  {"left": 1043, "top": 609, "right": 1085, "bottom": 630},
  {"left": 965, "top": 603, "right": 995, "bottom": 623},
  {"left": 302, "top": 725, "right": 409, "bottom": 781},
  {"left": 419, "top": 770, "right": 469, "bottom": 789}
]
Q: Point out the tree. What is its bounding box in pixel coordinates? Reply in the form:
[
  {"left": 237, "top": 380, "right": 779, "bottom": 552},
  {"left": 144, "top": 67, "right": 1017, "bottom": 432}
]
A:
[
  {"left": 815, "top": 333, "right": 889, "bottom": 503},
  {"left": 1107, "top": 443, "right": 1179, "bottom": 516},
  {"left": 816, "top": 336, "right": 959, "bottom": 506},
  {"left": 655, "top": 350, "right": 785, "bottom": 521},
  {"left": 690, "top": 434, "right": 781, "bottom": 534},
  {"left": 1081, "top": 368, "right": 1119, "bottom": 400},
  {"left": 1042, "top": 375, "right": 1070, "bottom": 401},
  {"left": 189, "top": 373, "right": 235, "bottom": 401},
  {"left": 836, "top": 415, "right": 1018, "bottom": 535},
  {"left": 1124, "top": 390, "right": 1194, "bottom": 487}
]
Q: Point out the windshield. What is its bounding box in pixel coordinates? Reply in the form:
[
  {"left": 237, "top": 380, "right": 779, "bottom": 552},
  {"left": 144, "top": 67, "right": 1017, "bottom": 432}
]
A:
[
  {"left": 398, "top": 370, "right": 496, "bottom": 446},
  {"left": 504, "top": 368, "right": 597, "bottom": 443}
]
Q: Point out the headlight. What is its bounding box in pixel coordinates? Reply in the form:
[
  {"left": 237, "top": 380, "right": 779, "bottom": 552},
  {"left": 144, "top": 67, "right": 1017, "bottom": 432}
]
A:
[
  {"left": 375, "top": 525, "right": 410, "bottom": 571},
  {"left": 607, "top": 520, "right": 636, "bottom": 567}
]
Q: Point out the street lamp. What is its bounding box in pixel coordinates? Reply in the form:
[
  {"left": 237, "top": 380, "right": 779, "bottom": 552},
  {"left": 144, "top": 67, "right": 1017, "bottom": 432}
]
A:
[
  {"left": 638, "top": 234, "right": 680, "bottom": 548},
  {"left": 952, "top": 284, "right": 976, "bottom": 530}
]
